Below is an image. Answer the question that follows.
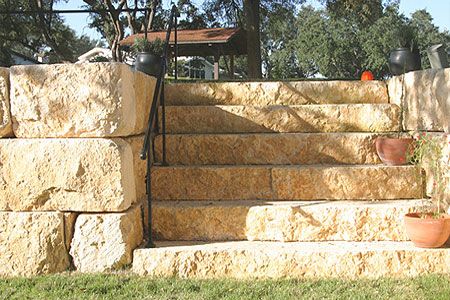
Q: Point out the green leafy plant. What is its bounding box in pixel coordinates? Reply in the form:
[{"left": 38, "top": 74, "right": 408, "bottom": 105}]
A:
[
  {"left": 407, "top": 133, "right": 449, "bottom": 215},
  {"left": 131, "top": 37, "right": 164, "bottom": 56},
  {"left": 89, "top": 55, "right": 109, "bottom": 62},
  {"left": 394, "top": 24, "right": 418, "bottom": 51}
]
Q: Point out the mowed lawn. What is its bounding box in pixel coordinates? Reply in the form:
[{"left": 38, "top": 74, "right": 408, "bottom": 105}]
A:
[{"left": 0, "top": 273, "right": 449, "bottom": 300}]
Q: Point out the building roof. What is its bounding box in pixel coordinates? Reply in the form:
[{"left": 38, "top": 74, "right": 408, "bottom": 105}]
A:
[
  {"left": 120, "top": 27, "right": 247, "bottom": 56},
  {"left": 9, "top": 50, "right": 42, "bottom": 64}
]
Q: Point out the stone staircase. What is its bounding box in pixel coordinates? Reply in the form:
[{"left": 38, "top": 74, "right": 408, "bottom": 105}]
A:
[{"left": 132, "top": 81, "right": 449, "bottom": 279}]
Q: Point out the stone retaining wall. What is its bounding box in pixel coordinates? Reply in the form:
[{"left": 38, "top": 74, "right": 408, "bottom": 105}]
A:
[
  {"left": 387, "top": 68, "right": 450, "bottom": 133},
  {"left": 0, "top": 63, "right": 448, "bottom": 277},
  {"left": 388, "top": 68, "right": 449, "bottom": 204},
  {"left": 0, "top": 63, "right": 152, "bottom": 276}
]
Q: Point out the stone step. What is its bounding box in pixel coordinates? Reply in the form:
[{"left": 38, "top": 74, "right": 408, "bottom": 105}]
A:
[
  {"left": 161, "top": 104, "right": 400, "bottom": 134},
  {"left": 132, "top": 241, "right": 449, "bottom": 279},
  {"left": 153, "top": 200, "right": 430, "bottom": 242},
  {"left": 155, "top": 133, "right": 383, "bottom": 165},
  {"left": 165, "top": 81, "right": 388, "bottom": 106},
  {"left": 151, "top": 165, "right": 422, "bottom": 201}
]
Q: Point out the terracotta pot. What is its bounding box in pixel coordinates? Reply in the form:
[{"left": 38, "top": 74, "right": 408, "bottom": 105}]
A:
[
  {"left": 404, "top": 213, "right": 450, "bottom": 248},
  {"left": 375, "top": 137, "right": 414, "bottom": 165}
]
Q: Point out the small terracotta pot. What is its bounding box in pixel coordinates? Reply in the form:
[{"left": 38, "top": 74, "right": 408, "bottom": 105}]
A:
[
  {"left": 404, "top": 213, "right": 450, "bottom": 248},
  {"left": 375, "top": 137, "right": 414, "bottom": 165}
]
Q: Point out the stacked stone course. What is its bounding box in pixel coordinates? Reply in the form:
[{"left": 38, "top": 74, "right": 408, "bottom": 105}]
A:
[{"left": 0, "top": 63, "right": 153, "bottom": 276}]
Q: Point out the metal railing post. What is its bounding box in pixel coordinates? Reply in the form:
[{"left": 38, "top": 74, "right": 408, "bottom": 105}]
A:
[
  {"left": 140, "top": 4, "right": 178, "bottom": 247},
  {"left": 161, "top": 78, "right": 167, "bottom": 165}
]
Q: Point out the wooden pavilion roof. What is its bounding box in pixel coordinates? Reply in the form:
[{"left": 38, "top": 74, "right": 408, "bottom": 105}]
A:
[{"left": 120, "top": 27, "right": 247, "bottom": 56}]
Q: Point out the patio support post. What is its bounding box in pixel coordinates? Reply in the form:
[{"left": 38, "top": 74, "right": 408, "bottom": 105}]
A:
[
  {"left": 214, "top": 53, "right": 220, "bottom": 80},
  {"left": 229, "top": 55, "right": 235, "bottom": 79}
]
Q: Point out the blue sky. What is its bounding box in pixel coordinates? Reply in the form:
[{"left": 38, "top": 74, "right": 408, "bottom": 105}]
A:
[{"left": 55, "top": 0, "right": 450, "bottom": 40}]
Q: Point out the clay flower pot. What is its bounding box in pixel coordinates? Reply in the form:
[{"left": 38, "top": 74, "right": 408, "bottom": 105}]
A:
[
  {"left": 404, "top": 213, "right": 450, "bottom": 248},
  {"left": 375, "top": 137, "right": 414, "bottom": 165}
]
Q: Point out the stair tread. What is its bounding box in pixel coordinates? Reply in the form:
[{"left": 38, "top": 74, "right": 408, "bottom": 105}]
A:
[
  {"left": 162, "top": 103, "right": 400, "bottom": 133},
  {"left": 152, "top": 164, "right": 422, "bottom": 201},
  {"left": 132, "top": 240, "right": 449, "bottom": 278},
  {"left": 153, "top": 164, "right": 415, "bottom": 169},
  {"left": 136, "top": 240, "right": 448, "bottom": 252},
  {"left": 154, "top": 199, "right": 429, "bottom": 207},
  {"left": 152, "top": 199, "right": 430, "bottom": 242}
]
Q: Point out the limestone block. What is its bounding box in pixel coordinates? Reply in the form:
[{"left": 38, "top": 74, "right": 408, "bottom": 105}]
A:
[
  {"left": 421, "top": 133, "right": 450, "bottom": 207},
  {"left": 156, "top": 133, "right": 382, "bottom": 165},
  {"left": 387, "top": 68, "right": 450, "bottom": 132},
  {"left": 10, "top": 63, "right": 155, "bottom": 138},
  {"left": 163, "top": 104, "right": 401, "bottom": 134},
  {"left": 133, "top": 241, "right": 449, "bottom": 279},
  {"left": 166, "top": 81, "right": 389, "bottom": 105},
  {"left": 153, "top": 200, "right": 430, "bottom": 242},
  {"left": 70, "top": 204, "right": 143, "bottom": 273},
  {"left": 271, "top": 165, "right": 422, "bottom": 200},
  {"left": 152, "top": 165, "right": 422, "bottom": 201},
  {"left": 152, "top": 166, "right": 273, "bottom": 200},
  {"left": 0, "top": 68, "right": 13, "bottom": 137},
  {"left": 0, "top": 211, "right": 73, "bottom": 276},
  {"left": 0, "top": 138, "right": 136, "bottom": 212},
  {"left": 125, "top": 135, "right": 146, "bottom": 202}
]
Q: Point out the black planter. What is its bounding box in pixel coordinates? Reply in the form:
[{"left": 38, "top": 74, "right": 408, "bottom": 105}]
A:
[
  {"left": 388, "top": 48, "right": 421, "bottom": 76},
  {"left": 135, "top": 52, "right": 162, "bottom": 77}
]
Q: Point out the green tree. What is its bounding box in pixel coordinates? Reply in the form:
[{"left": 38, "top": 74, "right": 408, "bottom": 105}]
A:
[
  {"left": 203, "top": 0, "right": 305, "bottom": 78},
  {"left": 0, "top": 0, "right": 101, "bottom": 66},
  {"left": 409, "top": 9, "right": 450, "bottom": 69}
]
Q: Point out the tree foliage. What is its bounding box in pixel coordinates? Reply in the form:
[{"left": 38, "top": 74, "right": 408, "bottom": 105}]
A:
[
  {"left": 0, "top": 0, "right": 100, "bottom": 66},
  {"left": 294, "top": 1, "right": 450, "bottom": 79}
]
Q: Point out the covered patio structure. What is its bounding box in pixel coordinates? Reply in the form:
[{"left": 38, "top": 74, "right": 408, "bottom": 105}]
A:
[{"left": 120, "top": 27, "right": 247, "bottom": 80}]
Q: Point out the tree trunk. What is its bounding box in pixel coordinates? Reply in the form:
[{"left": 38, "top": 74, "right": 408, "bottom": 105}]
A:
[{"left": 244, "top": 0, "right": 262, "bottom": 79}]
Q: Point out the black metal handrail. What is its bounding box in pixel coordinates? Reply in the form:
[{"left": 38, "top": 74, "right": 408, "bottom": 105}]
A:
[{"left": 140, "top": 4, "right": 178, "bottom": 248}]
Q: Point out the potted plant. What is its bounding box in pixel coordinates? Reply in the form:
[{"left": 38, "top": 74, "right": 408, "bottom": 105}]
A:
[
  {"left": 375, "top": 78, "right": 414, "bottom": 166},
  {"left": 132, "top": 37, "right": 164, "bottom": 77},
  {"left": 388, "top": 25, "right": 421, "bottom": 76},
  {"left": 404, "top": 133, "right": 450, "bottom": 248},
  {"left": 375, "top": 135, "right": 414, "bottom": 165}
]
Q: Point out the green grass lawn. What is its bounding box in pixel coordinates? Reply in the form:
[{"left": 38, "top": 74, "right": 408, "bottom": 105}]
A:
[{"left": 0, "top": 273, "right": 449, "bottom": 300}]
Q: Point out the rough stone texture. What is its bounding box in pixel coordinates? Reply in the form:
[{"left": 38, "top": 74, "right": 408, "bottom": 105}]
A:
[
  {"left": 133, "top": 241, "right": 449, "bottom": 279},
  {"left": 166, "top": 81, "right": 389, "bottom": 106},
  {"left": 420, "top": 133, "right": 450, "bottom": 207},
  {"left": 151, "top": 165, "right": 422, "bottom": 201},
  {"left": 10, "top": 63, "right": 156, "bottom": 138},
  {"left": 156, "top": 133, "right": 382, "bottom": 165},
  {"left": 70, "top": 204, "right": 143, "bottom": 273},
  {"left": 0, "top": 211, "right": 72, "bottom": 277},
  {"left": 0, "top": 68, "right": 13, "bottom": 137},
  {"left": 0, "top": 138, "right": 136, "bottom": 212},
  {"left": 64, "top": 213, "right": 78, "bottom": 251},
  {"left": 153, "top": 200, "right": 430, "bottom": 242},
  {"left": 162, "top": 104, "right": 401, "bottom": 134},
  {"left": 387, "top": 68, "right": 450, "bottom": 132},
  {"left": 125, "top": 135, "right": 146, "bottom": 202}
]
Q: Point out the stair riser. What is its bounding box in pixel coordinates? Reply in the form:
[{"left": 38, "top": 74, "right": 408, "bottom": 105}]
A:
[
  {"left": 153, "top": 200, "right": 429, "bottom": 242},
  {"left": 133, "top": 242, "right": 448, "bottom": 279},
  {"left": 155, "top": 133, "right": 382, "bottom": 165},
  {"left": 151, "top": 166, "right": 423, "bottom": 201},
  {"left": 161, "top": 104, "right": 401, "bottom": 133},
  {"left": 165, "top": 81, "right": 388, "bottom": 106}
]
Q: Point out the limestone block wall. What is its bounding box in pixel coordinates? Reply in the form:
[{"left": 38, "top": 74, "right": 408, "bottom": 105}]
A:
[
  {"left": 0, "top": 63, "right": 152, "bottom": 276},
  {"left": 0, "top": 68, "right": 13, "bottom": 137},
  {"left": 387, "top": 68, "right": 449, "bottom": 133},
  {"left": 387, "top": 68, "right": 450, "bottom": 205}
]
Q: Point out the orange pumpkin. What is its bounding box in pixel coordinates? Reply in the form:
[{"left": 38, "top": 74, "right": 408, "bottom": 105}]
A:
[{"left": 361, "top": 70, "right": 374, "bottom": 81}]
